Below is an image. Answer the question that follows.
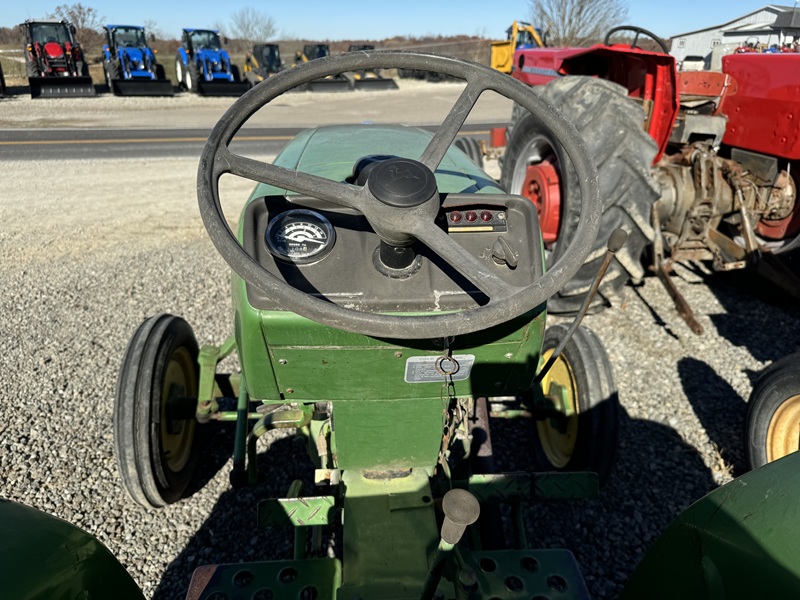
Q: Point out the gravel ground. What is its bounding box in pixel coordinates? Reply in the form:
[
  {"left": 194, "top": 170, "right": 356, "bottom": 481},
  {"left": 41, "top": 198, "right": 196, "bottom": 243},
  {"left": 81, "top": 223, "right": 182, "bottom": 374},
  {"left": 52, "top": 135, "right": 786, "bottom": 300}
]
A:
[{"left": 1, "top": 87, "right": 799, "bottom": 599}]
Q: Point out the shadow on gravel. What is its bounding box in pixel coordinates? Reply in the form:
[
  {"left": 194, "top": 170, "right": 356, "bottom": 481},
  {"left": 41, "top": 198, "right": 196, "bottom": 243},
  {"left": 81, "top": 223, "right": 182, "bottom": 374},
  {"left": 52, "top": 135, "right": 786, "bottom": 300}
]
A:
[
  {"left": 153, "top": 401, "right": 716, "bottom": 600},
  {"left": 704, "top": 266, "right": 800, "bottom": 364},
  {"left": 153, "top": 433, "right": 315, "bottom": 600},
  {"left": 677, "top": 357, "right": 747, "bottom": 476},
  {"left": 491, "top": 405, "right": 716, "bottom": 599}
]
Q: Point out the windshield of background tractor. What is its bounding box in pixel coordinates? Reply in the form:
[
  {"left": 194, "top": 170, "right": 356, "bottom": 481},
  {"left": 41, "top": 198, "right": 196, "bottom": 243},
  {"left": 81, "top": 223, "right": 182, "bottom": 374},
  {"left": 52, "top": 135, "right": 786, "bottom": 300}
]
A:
[
  {"left": 190, "top": 30, "right": 221, "bottom": 51},
  {"left": 112, "top": 27, "right": 146, "bottom": 48},
  {"left": 258, "top": 45, "right": 282, "bottom": 72},
  {"left": 30, "top": 23, "right": 71, "bottom": 45}
]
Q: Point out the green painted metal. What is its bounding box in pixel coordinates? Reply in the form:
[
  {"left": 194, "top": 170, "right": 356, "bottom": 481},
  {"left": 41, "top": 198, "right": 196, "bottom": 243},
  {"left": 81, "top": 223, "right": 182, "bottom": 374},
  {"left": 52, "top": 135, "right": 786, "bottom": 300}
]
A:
[
  {"left": 339, "top": 469, "right": 440, "bottom": 599},
  {"left": 261, "top": 310, "right": 544, "bottom": 402},
  {"left": 196, "top": 335, "right": 237, "bottom": 421},
  {"left": 0, "top": 498, "right": 144, "bottom": 600},
  {"left": 459, "top": 472, "right": 598, "bottom": 504},
  {"left": 333, "top": 397, "right": 445, "bottom": 469},
  {"left": 259, "top": 494, "right": 337, "bottom": 527},
  {"left": 185, "top": 558, "right": 341, "bottom": 600},
  {"left": 623, "top": 452, "right": 800, "bottom": 599}
]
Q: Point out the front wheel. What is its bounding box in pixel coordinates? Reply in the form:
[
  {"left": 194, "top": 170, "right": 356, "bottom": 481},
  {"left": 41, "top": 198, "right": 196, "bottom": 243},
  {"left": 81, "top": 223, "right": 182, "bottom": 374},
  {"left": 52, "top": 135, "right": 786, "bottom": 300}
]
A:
[
  {"left": 501, "top": 76, "right": 660, "bottom": 315},
  {"left": 114, "top": 314, "right": 201, "bottom": 508},
  {"left": 175, "top": 57, "right": 185, "bottom": 89},
  {"left": 533, "top": 323, "right": 619, "bottom": 484},
  {"left": 186, "top": 63, "right": 199, "bottom": 93},
  {"left": 745, "top": 352, "right": 800, "bottom": 469}
]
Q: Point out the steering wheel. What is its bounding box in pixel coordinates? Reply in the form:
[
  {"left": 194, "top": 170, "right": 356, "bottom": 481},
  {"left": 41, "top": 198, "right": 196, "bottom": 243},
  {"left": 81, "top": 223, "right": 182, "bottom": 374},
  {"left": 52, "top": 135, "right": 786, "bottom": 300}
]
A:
[
  {"left": 197, "top": 51, "right": 601, "bottom": 339},
  {"left": 604, "top": 26, "right": 669, "bottom": 54}
]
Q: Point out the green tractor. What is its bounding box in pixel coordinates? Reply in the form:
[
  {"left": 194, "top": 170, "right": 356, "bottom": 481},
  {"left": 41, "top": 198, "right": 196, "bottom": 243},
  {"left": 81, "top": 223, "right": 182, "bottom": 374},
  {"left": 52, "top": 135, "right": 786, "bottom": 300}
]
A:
[{"left": 116, "top": 50, "right": 618, "bottom": 597}]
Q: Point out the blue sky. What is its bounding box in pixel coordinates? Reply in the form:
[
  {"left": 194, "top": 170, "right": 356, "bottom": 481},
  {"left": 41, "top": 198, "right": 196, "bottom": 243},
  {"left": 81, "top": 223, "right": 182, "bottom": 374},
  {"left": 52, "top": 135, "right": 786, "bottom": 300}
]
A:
[{"left": 4, "top": 1, "right": 796, "bottom": 40}]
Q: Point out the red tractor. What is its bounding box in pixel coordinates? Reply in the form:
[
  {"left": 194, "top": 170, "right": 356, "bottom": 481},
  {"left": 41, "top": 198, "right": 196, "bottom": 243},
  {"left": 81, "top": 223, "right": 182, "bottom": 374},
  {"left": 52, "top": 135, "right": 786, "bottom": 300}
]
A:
[
  {"left": 498, "top": 26, "right": 800, "bottom": 332},
  {"left": 20, "top": 19, "right": 95, "bottom": 98}
]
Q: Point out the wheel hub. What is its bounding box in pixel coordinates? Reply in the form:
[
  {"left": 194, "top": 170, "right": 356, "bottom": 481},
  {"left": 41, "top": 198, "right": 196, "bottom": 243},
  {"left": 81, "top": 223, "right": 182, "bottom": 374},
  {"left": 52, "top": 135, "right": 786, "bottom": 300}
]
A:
[
  {"left": 523, "top": 158, "right": 561, "bottom": 245},
  {"left": 766, "top": 394, "right": 800, "bottom": 462}
]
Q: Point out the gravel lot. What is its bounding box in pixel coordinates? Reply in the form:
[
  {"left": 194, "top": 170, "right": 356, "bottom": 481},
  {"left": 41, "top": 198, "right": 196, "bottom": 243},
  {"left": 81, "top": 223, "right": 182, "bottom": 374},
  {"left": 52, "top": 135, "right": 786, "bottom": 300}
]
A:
[{"left": 1, "top": 82, "right": 799, "bottom": 599}]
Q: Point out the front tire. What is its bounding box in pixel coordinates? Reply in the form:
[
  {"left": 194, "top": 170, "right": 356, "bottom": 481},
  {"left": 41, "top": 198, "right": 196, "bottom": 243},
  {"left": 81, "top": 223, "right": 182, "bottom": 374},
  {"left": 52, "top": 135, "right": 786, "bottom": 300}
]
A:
[
  {"left": 745, "top": 352, "right": 800, "bottom": 469},
  {"left": 114, "top": 314, "right": 201, "bottom": 508},
  {"left": 500, "top": 76, "right": 660, "bottom": 314},
  {"left": 533, "top": 324, "right": 619, "bottom": 484},
  {"left": 175, "top": 57, "right": 185, "bottom": 89},
  {"left": 186, "top": 63, "right": 199, "bottom": 93}
]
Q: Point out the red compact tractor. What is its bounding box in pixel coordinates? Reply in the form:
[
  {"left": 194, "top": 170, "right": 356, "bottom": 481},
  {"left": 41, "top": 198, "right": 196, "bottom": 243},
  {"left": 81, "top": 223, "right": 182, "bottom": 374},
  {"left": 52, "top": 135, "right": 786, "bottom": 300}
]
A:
[
  {"left": 20, "top": 19, "right": 95, "bottom": 98},
  {"left": 498, "top": 26, "right": 800, "bottom": 332}
]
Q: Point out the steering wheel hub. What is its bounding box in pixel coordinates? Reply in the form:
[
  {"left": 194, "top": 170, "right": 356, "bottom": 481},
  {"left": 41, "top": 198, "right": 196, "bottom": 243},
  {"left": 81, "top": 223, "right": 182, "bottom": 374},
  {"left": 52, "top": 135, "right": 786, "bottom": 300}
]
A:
[{"left": 368, "top": 158, "right": 438, "bottom": 208}]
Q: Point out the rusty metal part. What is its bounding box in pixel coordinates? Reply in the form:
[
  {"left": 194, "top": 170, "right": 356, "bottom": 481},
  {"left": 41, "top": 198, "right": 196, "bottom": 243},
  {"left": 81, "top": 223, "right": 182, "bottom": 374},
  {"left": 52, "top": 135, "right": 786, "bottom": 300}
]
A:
[
  {"left": 652, "top": 203, "right": 704, "bottom": 335},
  {"left": 655, "top": 261, "right": 704, "bottom": 335}
]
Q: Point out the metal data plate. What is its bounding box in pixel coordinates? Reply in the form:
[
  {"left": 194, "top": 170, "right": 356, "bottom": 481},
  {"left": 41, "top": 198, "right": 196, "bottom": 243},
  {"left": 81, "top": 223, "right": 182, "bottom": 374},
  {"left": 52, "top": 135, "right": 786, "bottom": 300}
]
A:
[{"left": 404, "top": 354, "right": 475, "bottom": 383}]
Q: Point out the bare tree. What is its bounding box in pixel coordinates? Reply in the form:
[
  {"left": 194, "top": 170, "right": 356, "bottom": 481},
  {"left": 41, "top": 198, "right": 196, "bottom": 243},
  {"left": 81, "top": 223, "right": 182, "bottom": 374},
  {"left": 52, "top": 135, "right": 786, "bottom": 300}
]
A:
[
  {"left": 530, "top": 0, "right": 628, "bottom": 47},
  {"left": 48, "top": 3, "right": 104, "bottom": 34},
  {"left": 143, "top": 19, "right": 166, "bottom": 41},
  {"left": 229, "top": 7, "right": 276, "bottom": 44}
]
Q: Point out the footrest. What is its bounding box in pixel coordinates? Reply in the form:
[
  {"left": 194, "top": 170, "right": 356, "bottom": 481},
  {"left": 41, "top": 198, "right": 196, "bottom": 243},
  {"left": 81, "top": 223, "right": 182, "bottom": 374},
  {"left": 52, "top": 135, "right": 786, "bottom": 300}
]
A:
[
  {"left": 258, "top": 495, "right": 337, "bottom": 527},
  {"left": 460, "top": 549, "right": 590, "bottom": 599},
  {"left": 185, "top": 558, "right": 341, "bottom": 600}
]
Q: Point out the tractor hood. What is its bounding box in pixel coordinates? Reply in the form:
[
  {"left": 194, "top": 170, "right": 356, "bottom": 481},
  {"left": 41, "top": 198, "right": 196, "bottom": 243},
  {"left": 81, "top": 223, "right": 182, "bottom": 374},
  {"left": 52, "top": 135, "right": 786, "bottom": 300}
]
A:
[
  {"left": 250, "top": 125, "right": 503, "bottom": 199},
  {"left": 120, "top": 47, "right": 145, "bottom": 63},
  {"left": 197, "top": 48, "right": 226, "bottom": 66}
]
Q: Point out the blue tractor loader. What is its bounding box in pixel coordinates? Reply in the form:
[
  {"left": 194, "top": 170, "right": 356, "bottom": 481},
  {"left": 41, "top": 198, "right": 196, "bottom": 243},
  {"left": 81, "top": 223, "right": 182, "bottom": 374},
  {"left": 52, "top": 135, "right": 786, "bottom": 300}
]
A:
[
  {"left": 174, "top": 28, "right": 249, "bottom": 96},
  {"left": 103, "top": 25, "right": 174, "bottom": 96}
]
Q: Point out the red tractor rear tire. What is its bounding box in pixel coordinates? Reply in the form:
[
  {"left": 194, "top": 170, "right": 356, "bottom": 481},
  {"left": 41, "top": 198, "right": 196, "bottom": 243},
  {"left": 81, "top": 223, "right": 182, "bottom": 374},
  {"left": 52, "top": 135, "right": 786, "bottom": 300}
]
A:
[{"left": 501, "top": 76, "right": 660, "bottom": 314}]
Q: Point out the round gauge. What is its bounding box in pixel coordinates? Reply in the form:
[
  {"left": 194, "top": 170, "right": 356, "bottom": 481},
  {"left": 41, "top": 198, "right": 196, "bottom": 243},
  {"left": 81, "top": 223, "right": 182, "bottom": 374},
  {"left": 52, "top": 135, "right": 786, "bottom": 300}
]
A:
[{"left": 265, "top": 209, "right": 336, "bottom": 264}]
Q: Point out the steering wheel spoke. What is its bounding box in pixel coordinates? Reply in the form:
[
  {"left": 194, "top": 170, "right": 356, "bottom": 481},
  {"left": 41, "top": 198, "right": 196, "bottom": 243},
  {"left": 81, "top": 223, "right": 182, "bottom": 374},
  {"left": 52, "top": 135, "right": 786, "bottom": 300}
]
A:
[
  {"left": 218, "top": 148, "right": 367, "bottom": 211},
  {"left": 412, "top": 220, "right": 519, "bottom": 300},
  {"left": 419, "top": 80, "right": 485, "bottom": 172}
]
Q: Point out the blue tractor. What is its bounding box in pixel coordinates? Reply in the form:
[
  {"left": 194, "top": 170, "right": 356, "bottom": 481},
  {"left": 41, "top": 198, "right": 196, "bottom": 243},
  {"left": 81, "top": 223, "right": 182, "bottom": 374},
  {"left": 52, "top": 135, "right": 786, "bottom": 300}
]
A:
[
  {"left": 102, "top": 25, "right": 173, "bottom": 96},
  {"left": 174, "top": 28, "right": 248, "bottom": 96}
]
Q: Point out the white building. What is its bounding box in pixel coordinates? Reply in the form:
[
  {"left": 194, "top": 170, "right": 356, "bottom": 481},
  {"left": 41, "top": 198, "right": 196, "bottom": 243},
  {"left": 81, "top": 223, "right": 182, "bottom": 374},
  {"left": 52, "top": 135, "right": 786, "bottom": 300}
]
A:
[{"left": 670, "top": 5, "right": 800, "bottom": 69}]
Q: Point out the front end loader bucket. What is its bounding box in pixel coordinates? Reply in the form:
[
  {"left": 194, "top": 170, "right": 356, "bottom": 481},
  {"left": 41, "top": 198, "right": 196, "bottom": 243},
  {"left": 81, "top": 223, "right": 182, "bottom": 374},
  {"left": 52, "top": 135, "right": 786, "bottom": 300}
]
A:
[
  {"left": 196, "top": 80, "right": 250, "bottom": 97},
  {"left": 307, "top": 76, "right": 353, "bottom": 92},
  {"left": 352, "top": 77, "right": 399, "bottom": 91},
  {"left": 29, "top": 76, "right": 95, "bottom": 98},
  {"left": 111, "top": 79, "right": 175, "bottom": 97}
]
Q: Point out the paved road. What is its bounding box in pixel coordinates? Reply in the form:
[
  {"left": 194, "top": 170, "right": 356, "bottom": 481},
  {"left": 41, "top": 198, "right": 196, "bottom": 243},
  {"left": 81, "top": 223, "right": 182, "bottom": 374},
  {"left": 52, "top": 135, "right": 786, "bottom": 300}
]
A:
[{"left": 0, "top": 123, "right": 499, "bottom": 160}]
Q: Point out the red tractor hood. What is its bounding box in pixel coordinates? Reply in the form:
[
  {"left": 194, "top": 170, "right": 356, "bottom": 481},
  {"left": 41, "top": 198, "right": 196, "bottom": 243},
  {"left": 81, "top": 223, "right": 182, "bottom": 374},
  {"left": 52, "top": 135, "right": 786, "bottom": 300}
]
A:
[
  {"left": 43, "top": 41, "right": 64, "bottom": 57},
  {"left": 512, "top": 45, "right": 679, "bottom": 163}
]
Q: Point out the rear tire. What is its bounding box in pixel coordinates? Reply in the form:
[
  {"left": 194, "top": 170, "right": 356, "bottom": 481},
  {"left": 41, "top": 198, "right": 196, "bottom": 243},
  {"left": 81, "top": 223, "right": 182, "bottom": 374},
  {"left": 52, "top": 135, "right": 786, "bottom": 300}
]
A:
[
  {"left": 230, "top": 64, "right": 241, "bottom": 82},
  {"left": 155, "top": 63, "right": 166, "bottom": 81},
  {"left": 532, "top": 324, "right": 619, "bottom": 485},
  {"left": 454, "top": 137, "right": 484, "bottom": 169},
  {"left": 114, "top": 314, "right": 201, "bottom": 508},
  {"left": 26, "top": 60, "right": 37, "bottom": 78},
  {"left": 500, "top": 76, "right": 660, "bottom": 314},
  {"left": 745, "top": 352, "right": 800, "bottom": 469}
]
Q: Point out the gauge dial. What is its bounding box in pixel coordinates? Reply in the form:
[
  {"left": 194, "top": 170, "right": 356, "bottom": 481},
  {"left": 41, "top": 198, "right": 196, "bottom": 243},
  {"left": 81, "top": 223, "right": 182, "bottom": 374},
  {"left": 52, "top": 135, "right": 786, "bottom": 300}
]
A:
[{"left": 265, "top": 209, "right": 335, "bottom": 264}]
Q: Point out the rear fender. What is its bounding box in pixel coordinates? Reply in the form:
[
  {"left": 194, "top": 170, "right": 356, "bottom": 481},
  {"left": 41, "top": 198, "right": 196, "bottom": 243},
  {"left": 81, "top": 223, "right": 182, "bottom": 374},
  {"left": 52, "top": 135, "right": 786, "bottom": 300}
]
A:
[
  {"left": 623, "top": 452, "right": 800, "bottom": 598},
  {"left": 0, "top": 498, "right": 144, "bottom": 599},
  {"left": 177, "top": 46, "right": 189, "bottom": 65},
  {"left": 513, "top": 45, "right": 678, "bottom": 162}
]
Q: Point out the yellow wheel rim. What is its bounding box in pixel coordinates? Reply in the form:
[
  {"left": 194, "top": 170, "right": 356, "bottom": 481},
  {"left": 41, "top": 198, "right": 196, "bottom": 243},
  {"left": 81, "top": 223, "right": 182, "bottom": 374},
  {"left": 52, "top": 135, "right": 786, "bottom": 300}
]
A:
[
  {"left": 766, "top": 394, "right": 800, "bottom": 463},
  {"left": 160, "top": 346, "right": 197, "bottom": 473},
  {"left": 537, "top": 348, "right": 579, "bottom": 468}
]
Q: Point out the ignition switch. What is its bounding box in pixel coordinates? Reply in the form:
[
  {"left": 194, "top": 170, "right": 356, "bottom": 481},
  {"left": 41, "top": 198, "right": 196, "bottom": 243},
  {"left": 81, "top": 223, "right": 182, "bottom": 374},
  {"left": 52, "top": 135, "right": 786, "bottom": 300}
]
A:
[{"left": 491, "top": 236, "right": 518, "bottom": 268}]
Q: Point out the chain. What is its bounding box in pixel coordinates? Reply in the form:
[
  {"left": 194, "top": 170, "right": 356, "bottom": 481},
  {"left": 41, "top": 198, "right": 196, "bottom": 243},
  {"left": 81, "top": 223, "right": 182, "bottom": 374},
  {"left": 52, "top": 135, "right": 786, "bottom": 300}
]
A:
[{"left": 436, "top": 337, "right": 468, "bottom": 484}]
